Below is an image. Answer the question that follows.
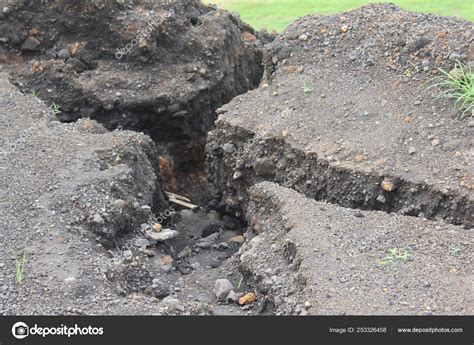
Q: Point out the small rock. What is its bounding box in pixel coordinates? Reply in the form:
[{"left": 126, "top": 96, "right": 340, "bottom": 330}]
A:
[
  {"left": 177, "top": 246, "right": 192, "bottom": 259},
  {"left": 214, "top": 279, "right": 234, "bottom": 300},
  {"left": 226, "top": 290, "right": 240, "bottom": 303},
  {"left": 242, "top": 31, "right": 256, "bottom": 43},
  {"left": 21, "top": 37, "right": 40, "bottom": 51},
  {"left": 381, "top": 179, "right": 395, "bottom": 192},
  {"left": 376, "top": 194, "right": 386, "bottom": 203},
  {"left": 196, "top": 232, "right": 219, "bottom": 249},
  {"left": 160, "top": 255, "right": 173, "bottom": 266},
  {"left": 139, "top": 248, "right": 155, "bottom": 257},
  {"left": 138, "top": 38, "right": 149, "bottom": 50},
  {"left": 468, "top": 120, "right": 474, "bottom": 128},
  {"left": 161, "top": 297, "right": 184, "bottom": 312},
  {"left": 295, "top": 304, "right": 305, "bottom": 313},
  {"left": 113, "top": 199, "right": 126, "bottom": 209},
  {"left": 146, "top": 228, "right": 178, "bottom": 241},
  {"left": 229, "top": 235, "right": 245, "bottom": 244},
  {"left": 239, "top": 292, "right": 257, "bottom": 305},
  {"left": 190, "top": 262, "right": 201, "bottom": 270},
  {"left": 431, "top": 139, "right": 440, "bottom": 147},
  {"left": 151, "top": 279, "right": 170, "bottom": 298},
  {"left": 57, "top": 48, "right": 71, "bottom": 59},
  {"left": 134, "top": 238, "right": 150, "bottom": 248},
  {"left": 93, "top": 213, "right": 104, "bottom": 224},
  {"left": 140, "top": 205, "right": 152, "bottom": 215},
  {"left": 152, "top": 223, "right": 162, "bottom": 232},
  {"left": 196, "top": 239, "right": 212, "bottom": 249},
  {"left": 123, "top": 250, "right": 133, "bottom": 260},
  {"left": 68, "top": 57, "right": 86, "bottom": 73},
  {"left": 298, "top": 34, "right": 308, "bottom": 42},
  {"left": 340, "top": 25, "right": 348, "bottom": 33},
  {"left": 454, "top": 151, "right": 462, "bottom": 157},
  {"left": 222, "top": 143, "right": 234, "bottom": 153},
  {"left": 408, "top": 147, "right": 416, "bottom": 155}
]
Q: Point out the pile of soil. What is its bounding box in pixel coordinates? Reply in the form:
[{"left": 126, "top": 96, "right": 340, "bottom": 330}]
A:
[
  {"left": 241, "top": 182, "right": 472, "bottom": 315},
  {"left": 0, "top": 0, "right": 265, "bottom": 316},
  {"left": 206, "top": 3, "right": 473, "bottom": 315},
  {"left": 208, "top": 3, "right": 473, "bottom": 227},
  {"left": 1, "top": 0, "right": 272, "bottom": 199}
]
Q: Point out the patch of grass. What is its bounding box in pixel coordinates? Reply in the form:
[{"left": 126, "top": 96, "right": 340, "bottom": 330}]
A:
[
  {"left": 237, "top": 275, "right": 244, "bottom": 289},
  {"left": 450, "top": 246, "right": 461, "bottom": 256},
  {"left": 429, "top": 60, "right": 473, "bottom": 119},
  {"left": 50, "top": 102, "right": 62, "bottom": 115},
  {"left": 378, "top": 247, "right": 411, "bottom": 266},
  {"left": 206, "top": 1, "right": 474, "bottom": 32},
  {"left": 302, "top": 83, "right": 313, "bottom": 93},
  {"left": 15, "top": 245, "right": 28, "bottom": 285},
  {"left": 106, "top": 154, "right": 123, "bottom": 169}
]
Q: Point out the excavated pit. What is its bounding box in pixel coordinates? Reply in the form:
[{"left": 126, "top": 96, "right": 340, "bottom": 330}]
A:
[
  {"left": 0, "top": 1, "right": 472, "bottom": 316},
  {"left": 0, "top": 0, "right": 269, "bottom": 315}
]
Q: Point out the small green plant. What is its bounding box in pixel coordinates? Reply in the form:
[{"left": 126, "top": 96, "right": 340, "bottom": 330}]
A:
[
  {"left": 50, "top": 102, "right": 62, "bottom": 115},
  {"left": 15, "top": 245, "right": 28, "bottom": 285},
  {"left": 30, "top": 90, "right": 40, "bottom": 98},
  {"left": 237, "top": 275, "right": 244, "bottom": 289},
  {"left": 378, "top": 248, "right": 411, "bottom": 266},
  {"left": 302, "top": 83, "right": 313, "bottom": 93},
  {"left": 429, "top": 60, "right": 473, "bottom": 118},
  {"left": 450, "top": 246, "right": 461, "bottom": 256}
]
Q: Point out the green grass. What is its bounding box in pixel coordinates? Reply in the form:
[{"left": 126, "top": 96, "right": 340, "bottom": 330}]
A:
[
  {"left": 207, "top": 0, "right": 473, "bottom": 32},
  {"left": 429, "top": 60, "right": 474, "bottom": 118},
  {"left": 50, "top": 102, "right": 62, "bottom": 115},
  {"left": 302, "top": 83, "right": 313, "bottom": 93},
  {"left": 378, "top": 248, "right": 411, "bottom": 266},
  {"left": 15, "top": 245, "right": 28, "bottom": 285}
]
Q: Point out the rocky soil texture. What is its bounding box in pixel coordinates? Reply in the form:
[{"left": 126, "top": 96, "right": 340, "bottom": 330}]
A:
[
  {"left": 242, "top": 182, "right": 472, "bottom": 315},
  {"left": 2, "top": 0, "right": 270, "bottom": 200},
  {"left": 208, "top": 4, "right": 473, "bottom": 227},
  {"left": 0, "top": 2, "right": 472, "bottom": 316},
  {"left": 207, "top": 4, "right": 473, "bottom": 314}
]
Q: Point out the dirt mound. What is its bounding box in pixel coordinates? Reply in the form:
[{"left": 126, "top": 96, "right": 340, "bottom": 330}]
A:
[
  {"left": 263, "top": 3, "right": 472, "bottom": 79},
  {"left": 1, "top": 0, "right": 271, "bottom": 199},
  {"left": 242, "top": 182, "right": 472, "bottom": 315},
  {"left": 208, "top": 3, "right": 473, "bottom": 227},
  {"left": 0, "top": 72, "right": 172, "bottom": 314},
  {"left": 0, "top": 0, "right": 265, "bottom": 316}
]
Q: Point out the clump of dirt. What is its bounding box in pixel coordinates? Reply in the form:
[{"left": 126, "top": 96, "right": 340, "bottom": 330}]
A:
[{"left": 1, "top": 0, "right": 273, "bottom": 200}]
